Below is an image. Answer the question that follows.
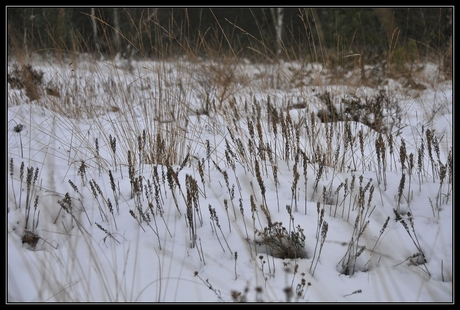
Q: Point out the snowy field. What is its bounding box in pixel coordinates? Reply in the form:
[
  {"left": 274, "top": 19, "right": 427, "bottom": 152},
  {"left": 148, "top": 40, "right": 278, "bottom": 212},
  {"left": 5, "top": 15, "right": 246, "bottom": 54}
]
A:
[{"left": 7, "top": 55, "right": 452, "bottom": 303}]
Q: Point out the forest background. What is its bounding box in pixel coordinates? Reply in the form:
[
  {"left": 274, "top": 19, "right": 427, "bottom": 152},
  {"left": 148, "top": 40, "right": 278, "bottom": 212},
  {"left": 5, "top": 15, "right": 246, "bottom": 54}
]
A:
[{"left": 7, "top": 7, "right": 453, "bottom": 72}]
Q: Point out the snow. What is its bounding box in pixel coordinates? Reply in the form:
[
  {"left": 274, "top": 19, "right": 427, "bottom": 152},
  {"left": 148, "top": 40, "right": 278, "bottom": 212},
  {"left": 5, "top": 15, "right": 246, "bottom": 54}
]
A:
[{"left": 7, "top": 57, "right": 452, "bottom": 303}]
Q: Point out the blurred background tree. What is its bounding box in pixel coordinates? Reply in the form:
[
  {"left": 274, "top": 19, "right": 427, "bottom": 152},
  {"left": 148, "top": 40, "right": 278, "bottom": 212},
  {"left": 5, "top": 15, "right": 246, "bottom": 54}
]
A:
[{"left": 6, "top": 7, "right": 452, "bottom": 68}]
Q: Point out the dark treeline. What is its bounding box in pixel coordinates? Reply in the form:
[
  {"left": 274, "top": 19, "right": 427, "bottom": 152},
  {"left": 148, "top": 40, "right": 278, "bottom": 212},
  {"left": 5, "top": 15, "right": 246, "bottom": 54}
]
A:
[{"left": 7, "top": 7, "right": 452, "bottom": 64}]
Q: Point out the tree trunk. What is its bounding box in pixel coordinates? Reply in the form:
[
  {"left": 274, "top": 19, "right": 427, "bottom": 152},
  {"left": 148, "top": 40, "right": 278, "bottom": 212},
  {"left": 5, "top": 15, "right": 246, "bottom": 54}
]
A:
[
  {"left": 91, "top": 8, "right": 101, "bottom": 59},
  {"left": 113, "top": 8, "right": 121, "bottom": 55},
  {"left": 56, "top": 8, "right": 65, "bottom": 60},
  {"left": 270, "top": 8, "right": 284, "bottom": 58}
]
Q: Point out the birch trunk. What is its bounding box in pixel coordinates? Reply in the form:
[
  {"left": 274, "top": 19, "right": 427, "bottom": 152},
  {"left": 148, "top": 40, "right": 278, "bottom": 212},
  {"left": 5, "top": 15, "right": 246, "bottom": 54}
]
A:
[
  {"left": 91, "top": 8, "right": 101, "bottom": 59},
  {"left": 270, "top": 8, "right": 284, "bottom": 57},
  {"left": 113, "top": 8, "right": 121, "bottom": 54}
]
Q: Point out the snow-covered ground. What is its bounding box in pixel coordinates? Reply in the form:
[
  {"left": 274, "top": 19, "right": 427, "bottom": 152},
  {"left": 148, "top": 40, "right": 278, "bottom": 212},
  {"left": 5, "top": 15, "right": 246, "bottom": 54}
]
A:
[{"left": 7, "top": 56, "right": 452, "bottom": 302}]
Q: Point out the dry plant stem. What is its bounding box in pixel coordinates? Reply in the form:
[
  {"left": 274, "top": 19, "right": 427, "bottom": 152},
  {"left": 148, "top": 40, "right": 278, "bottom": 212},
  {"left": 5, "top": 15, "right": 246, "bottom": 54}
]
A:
[
  {"left": 186, "top": 173, "right": 203, "bottom": 229},
  {"left": 234, "top": 252, "right": 238, "bottom": 280},
  {"left": 106, "top": 199, "right": 118, "bottom": 230},
  {"left": 417, "top": 138, "right": 424, "bottom": 193},
  {"left": 95, "top": 222, "right": 120, "bottom": 245},
  {"left": 441, "top": 259, "right": 445, "bottom": 282},
  {"left": 339, "top": 178, "right": 349, "bottom": 218},
  {"left": 345, "top": 122, "right": 357, "bottom": 171},
  {"left": 208, "top": 205, "right": 232, "bottom": 254},
  {"left": 347, "top": 175, "right": 356, "bottom": 222},
  {"left": 193, "top": 272, "right": 224, "bottom": 302},
  {"left": 31, "top": 195, "right": 40, "bottom": 233},
  {"left": 147, "top": 203, "right": 162, "bottom": 249},
  {"left": 127, "top": 150, "right": 135, "bottom": 199},
  {"left": 425, "top": 129, "right": 436, "bottom": 182},
  {"left": 19, "top": 161, "right": 24, "bottom": 210},
  {"left": 312, "top": 221, "right": 328, "bottom": 277},
  {"left": 291, "top": 161, "right": 300, "bottom": 213},
  {"left": 239, "top": 198, "right": 250, "bottom": 243},
  {"left": 186, "top": 199, "right": 196, "bottom": 248},
  {"left": 109, "top": 134, "right": 117, "bottom": 172},
  {"left": 129, "top": 209, "right": 145, "bottom": 232},
  {"left": 108, "top": 170, "right": 120, "bottom": 214},
  {"left": 290, "top": 263, "right": 299, "bottom": 290},
  {"left": 311, "top": 158, "right": 324, "bottom": 200},
  {"left": 254, "top": 159, "right": 269, "bottom": 219},
  {"left": 333, "top": 182, "right": 344, "bottom": 217},
  {"left": 343, "top": 289, "right": 362, "bottom": 297},
  {"left": 310, "top": 203, "right": 323, "bottom": 273},
  {"left": 196, "top": 238, "right": 206, "bottom": 265},
  {"left": 68, "top": 179, "right": 91, "bottom": 225},
  {"left": 375, "top": 134, "right": 383, "bottom": 188},
  {"left": 445, "top": 148, "right": 453, "bottom": 204},
  {"left": 407, "top": 153, "right": 414, "bottom": 209},
  {"left": 393, "top": 209, "right": 430, "bottom": 275},
  {"left": 358, "top": 127, "right": 364, "bottom": 172},
  {"left": 25, "top": 167, "right": 39, "bottom": 230},
  {"left": 166, "top": 165, "right": 183, "bottom": 216},
  {"left": 365, "top": 216, "right": 390, "bottom": 268},
  {"left": 251, "top": 195, "right": 258, "bottom": 258},
  {"left": 186, "top": 211, "right": 196, "bottom": 248},
  {"left": 436, "top": 162, "right": 446, "bottom": 209},
  {"left": 95, "top": 138, "right": 101, "bottom": 177},
  {"left": 338, "top": 199, "right": 370, "bottom": 276},
  {"left": 9, "top": 158, "right": 18, "bottom": 209},
  {"left": 88, "top": 178, "right": 109, "bottom": 223},
  {"left": 301, "top": 151, "right": 309, "bottom": 215},
  {"left": 397, "top": 173, "right": 406, "bottom": 213},
  {"left": 272, "top": 164, "right": 280, "bottom": 212}
]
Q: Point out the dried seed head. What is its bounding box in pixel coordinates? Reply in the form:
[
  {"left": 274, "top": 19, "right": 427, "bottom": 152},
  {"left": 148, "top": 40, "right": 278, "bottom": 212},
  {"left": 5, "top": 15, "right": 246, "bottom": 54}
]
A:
[
  {"left": 68, "top": 179, "right": 79, "bottom": 194},
  {"left": 400, "top": 138, "right": 407, "bottom": 170},
  {"left": 9, "top": 158, "right": 14, "bottom": 178},
  {"left": 109, "top": 134, "right": 116, "bottom": 154},
  {"left": 32, "top": 168, "right": 39, "bottom": 187},
  {"left": 95, "top": 138, "right": 100, "bottom": 157},
  {"left": 439, "top": 162, "right": 446, "bottom": 183},
  {"left": 408, "top": 153, "right": 414, "bottom": 172},
  {"left": 397, "top": 173, "right": 406, "bottom": 198},
  {"left": 284, "top": 287, "right": 293, "bottom": 295},
  {"left": 13, "top": 123, "right": 24, "bottom": 133}
]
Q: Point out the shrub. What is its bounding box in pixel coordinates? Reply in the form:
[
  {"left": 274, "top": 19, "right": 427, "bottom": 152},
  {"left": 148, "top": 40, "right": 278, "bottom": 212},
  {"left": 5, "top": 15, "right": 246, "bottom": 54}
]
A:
[
  {"left": 256, "top": 222, "right": 307, "bottom": 259},
  {"left": 7, "top": 64, "right": 44, "bottom": 101}
]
